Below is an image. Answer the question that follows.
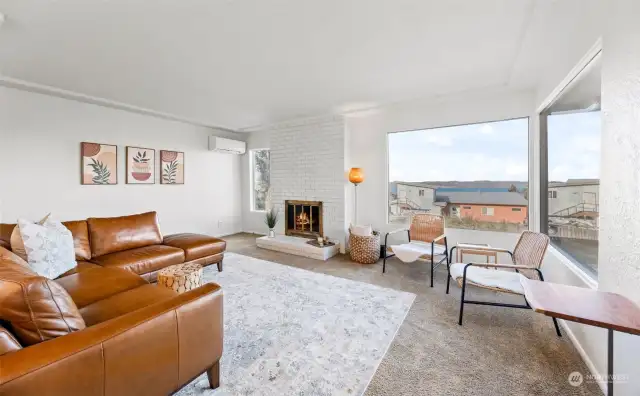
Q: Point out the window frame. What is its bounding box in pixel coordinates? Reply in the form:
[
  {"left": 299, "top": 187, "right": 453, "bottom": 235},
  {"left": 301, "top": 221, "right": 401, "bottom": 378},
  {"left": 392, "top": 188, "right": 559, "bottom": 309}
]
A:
[
  {"left": 481, "top": 207, "right": 494, "bottom": 216},
  {"left": 249, "top": 148, "right": 270, "bottom": 212},
  {"left": 537, "top": 47, "right": 602, "bottom": 282},
  {"left": 540, "top": 111, "right": 600, "bottom": 279}
]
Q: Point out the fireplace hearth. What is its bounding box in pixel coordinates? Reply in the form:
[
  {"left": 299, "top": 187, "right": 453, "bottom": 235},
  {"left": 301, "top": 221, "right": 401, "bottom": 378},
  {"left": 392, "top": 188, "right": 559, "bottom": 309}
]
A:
[{"left": 285, "top": 200, "right": 323, "bottom": 238}]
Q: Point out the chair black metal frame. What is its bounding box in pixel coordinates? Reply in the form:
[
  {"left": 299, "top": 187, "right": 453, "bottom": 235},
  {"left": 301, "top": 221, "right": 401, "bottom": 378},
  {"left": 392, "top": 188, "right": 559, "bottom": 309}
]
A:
[
  {"left": 382, "top": 229, "right": 449, "bottom": 288},
  {"left": 446, "top": 245, "right": 514, "bottom": 295},
  {"left": 446, "top": 242, "right": 562, "bottom": 337}
]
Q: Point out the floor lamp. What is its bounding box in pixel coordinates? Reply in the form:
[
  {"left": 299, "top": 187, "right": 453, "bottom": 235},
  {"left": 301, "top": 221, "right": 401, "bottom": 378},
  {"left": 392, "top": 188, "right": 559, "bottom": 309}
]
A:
[{"left": 348, "top": 168, "right": 364, "bottom": 224}]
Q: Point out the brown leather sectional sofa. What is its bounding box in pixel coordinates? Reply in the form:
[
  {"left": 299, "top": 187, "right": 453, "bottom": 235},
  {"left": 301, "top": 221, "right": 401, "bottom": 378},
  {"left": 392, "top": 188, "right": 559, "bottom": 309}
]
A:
[{"left": 0, "top": 211, "right": 226, "bottom": 395}]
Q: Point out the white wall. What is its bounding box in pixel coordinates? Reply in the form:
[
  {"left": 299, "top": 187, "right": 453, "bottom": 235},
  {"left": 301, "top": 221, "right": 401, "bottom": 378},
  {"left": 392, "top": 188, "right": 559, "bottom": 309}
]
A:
[
  {"left": 599, "top": 3, "right": 640, "bottom": 394},
  {"left": 531, "top": 12, "right": 640, "bottom": 393},
  {"left": 0, "top": 86, "right": 244, "bottom": 237},
  {"left": 269, "top": 116, "right": 346, "bottom": 246},
  {"left": 345, "top": 88, "right": 536, "bottom": 233},
  {"left": 531, "top": 51, "right": 611, "bottom": 394},
  {"left": 241, "top": 116, "right": 349, "bottom": 253}
]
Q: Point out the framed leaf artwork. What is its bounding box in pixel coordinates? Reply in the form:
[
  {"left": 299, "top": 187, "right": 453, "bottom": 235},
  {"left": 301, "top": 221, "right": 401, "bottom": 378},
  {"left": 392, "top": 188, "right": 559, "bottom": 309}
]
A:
[
  {"left": 126, "top": 147, "right": 156, "bottom": 184},
  {"left": 160, "top": 150, "right": 185, "bottom": 184},
  {"left": 81, "top": 142, "right": 118, "bottom": 185}
]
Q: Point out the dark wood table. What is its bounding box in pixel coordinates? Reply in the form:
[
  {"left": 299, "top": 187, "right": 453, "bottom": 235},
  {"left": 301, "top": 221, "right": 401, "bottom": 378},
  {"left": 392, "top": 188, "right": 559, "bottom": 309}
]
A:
[{"left": 521, "top": 278, "right": 640, "bottom": 396}]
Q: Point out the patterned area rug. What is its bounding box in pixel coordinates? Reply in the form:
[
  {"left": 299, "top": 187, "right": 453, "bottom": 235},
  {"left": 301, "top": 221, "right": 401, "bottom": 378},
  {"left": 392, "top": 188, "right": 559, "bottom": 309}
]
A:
[{"left": 175, "top": 253, "right": 415, "bottom": 396}]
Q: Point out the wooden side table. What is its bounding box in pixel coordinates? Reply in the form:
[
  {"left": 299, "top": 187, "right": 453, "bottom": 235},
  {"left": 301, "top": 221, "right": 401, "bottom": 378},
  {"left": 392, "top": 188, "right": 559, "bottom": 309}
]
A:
[
  {"left": 521, "top": 278, "right": 640, "bottom": 396},
  {"left": 158, "top": 263, "right": 204, "bottom": 294},
  {"left": 456, "top": 243, "right": 497, "bottom": 264},
  {"left": 451, "top": 243, "right": 498, "bottom": 264}
]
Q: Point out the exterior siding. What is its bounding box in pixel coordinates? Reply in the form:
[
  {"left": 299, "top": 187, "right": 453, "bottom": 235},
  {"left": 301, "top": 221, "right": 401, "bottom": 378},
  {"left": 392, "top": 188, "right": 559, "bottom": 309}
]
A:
[
  {"left": 547, "top": 184, "right": 599, "bottom": 215},
  {"left": 447, "top": 203, "right": 527, "bottom": 223},
  {"left": 393, "top": 184, "right": 439, "bottom": 214}
]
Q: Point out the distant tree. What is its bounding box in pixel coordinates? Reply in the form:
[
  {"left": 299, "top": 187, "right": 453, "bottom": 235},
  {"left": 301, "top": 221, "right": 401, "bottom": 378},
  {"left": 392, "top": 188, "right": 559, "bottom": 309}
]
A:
[
  {"left": 508, "top": 184, "right": 517, "bottom": 192},
  {"left": 254, "top": 150, "right": 270, "bottom": 187},
  {"left": 523, "top": 187, "right": 529, "bottom": 200},
  {"left": 253, "top": 150, "right": 270, "bottom": 210}
]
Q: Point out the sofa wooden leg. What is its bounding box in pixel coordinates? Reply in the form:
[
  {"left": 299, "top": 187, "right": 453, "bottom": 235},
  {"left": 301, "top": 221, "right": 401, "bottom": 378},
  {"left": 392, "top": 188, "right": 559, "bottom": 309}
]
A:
[
  {"left": 216, "top": 260, "right": 223, "bottom": 272},
  {"left": 207, "top": 361, "right": 220, "bottom": 389}
]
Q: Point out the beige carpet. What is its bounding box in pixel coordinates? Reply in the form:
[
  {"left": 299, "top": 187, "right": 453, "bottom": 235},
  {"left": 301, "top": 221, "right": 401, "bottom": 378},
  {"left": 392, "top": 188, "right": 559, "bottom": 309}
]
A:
[{"left": 224, "top": 233, "right": 602, "bottom": 396}]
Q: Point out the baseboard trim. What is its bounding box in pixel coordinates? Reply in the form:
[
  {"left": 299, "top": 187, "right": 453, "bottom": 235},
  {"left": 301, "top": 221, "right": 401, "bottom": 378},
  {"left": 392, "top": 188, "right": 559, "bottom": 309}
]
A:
[{"left": 559, "top": 319, "right": 606, "bottom": 395}]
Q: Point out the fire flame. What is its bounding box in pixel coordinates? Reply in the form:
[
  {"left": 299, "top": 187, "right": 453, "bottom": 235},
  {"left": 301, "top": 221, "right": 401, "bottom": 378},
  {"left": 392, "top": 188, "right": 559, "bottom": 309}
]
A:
[{"left": 296, "top": 211, "right": 310, "bottom": 230}]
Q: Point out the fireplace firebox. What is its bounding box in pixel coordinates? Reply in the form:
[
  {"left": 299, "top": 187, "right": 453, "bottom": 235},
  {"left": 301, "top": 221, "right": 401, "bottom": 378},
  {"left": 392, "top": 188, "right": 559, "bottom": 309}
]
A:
[{"left": 285, "top": 200, "right": 323, "bottom": 238}]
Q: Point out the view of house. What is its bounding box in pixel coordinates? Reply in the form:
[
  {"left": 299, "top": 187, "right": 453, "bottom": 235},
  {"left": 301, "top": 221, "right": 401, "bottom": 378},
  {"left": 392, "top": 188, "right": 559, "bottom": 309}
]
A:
[
  {"left": 1, "top": 2, "right": 639, "bottom": 396},
  {"left": 390, "top": 181, "right": 529, "bottom": 224}
]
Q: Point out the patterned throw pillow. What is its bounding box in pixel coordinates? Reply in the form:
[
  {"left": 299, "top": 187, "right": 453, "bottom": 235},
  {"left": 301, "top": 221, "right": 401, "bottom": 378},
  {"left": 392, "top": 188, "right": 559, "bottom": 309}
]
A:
[
  {"left": 10, "top": 213, "right": 50, "bottom": 262},
  {"left": 17, "top": 217, "right": 77, "bottom": 279},
  {"left": 350, "top": 224, "right": 373, "bottom": 237}
]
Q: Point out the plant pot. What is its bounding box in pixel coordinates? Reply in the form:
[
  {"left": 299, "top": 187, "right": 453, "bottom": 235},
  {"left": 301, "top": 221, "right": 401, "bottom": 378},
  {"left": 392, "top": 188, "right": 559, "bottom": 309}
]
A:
[
  {"left": 132, "top": 162, "right": 152, "bottom": 181},
  {"left": 268, "top": 229, "right": 275, "bottom": 238}
]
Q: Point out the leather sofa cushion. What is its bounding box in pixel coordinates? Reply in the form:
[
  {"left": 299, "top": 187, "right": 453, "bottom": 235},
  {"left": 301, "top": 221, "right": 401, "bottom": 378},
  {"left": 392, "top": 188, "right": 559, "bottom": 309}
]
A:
[
  {"left": 56, "top": 267, "right": 148, "bottom": 309},
  {"left": 90, "top": 245, "right": 185, "bottom": 276},
  {"left": 0, "top": 254, "right": 86, "bottom": 346},
  {"left": 0, "top": 224, "right": 13, "bottom": 250},
  {"left": 62, "top": 220, "right": 92, "bottom": 261},
  {"left": 1, "top": 221, "right": 92, "bottom": 261},
  {"left": 57, "top": 261, "right": 102, "bottom": 278},
  {"left": 0, "top": 325, "right": 21, "bottom": 356},
  {"left": 80, "top": 284, "right": 177, "bottom": 326},
  {"left": 87, "top": 212, "right": 163, "bottom": 257},
  {"left": 163, "top": 233, "right": 227, "bottom": 261},
  {"left": 0, "top": 245, "right": 28, "bottom": 268}
]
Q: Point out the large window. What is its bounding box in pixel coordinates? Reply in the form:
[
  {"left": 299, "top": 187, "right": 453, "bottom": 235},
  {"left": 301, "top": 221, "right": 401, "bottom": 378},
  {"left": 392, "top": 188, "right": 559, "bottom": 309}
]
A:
[
  {"left": 388, "top": 118, "right": 529, "bottom": 233},
  {"left": 545, "top": 111, "right": 600, "bottom": 275},
  {"left": 251, "top": 149, "right": 270, "bottom": 211},
  {"left": 542, "top": 51, "right": 601, "bottom": 276}
]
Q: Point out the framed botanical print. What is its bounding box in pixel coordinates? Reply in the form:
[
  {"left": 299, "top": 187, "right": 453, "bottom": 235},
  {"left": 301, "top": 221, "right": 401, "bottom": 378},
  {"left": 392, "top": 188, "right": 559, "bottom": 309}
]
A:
[
  {"left": 126, "top": 147, "right": 155, "bottom": 184},
  {"left": 160, "top": 150, "right": 185, "bottom": 184},
  {"left": 81, "top": 142, "right": 118, "bottom": 185}
]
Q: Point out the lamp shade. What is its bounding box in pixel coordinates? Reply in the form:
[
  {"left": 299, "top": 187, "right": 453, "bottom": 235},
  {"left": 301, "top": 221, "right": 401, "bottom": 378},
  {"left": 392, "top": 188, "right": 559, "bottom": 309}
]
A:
[{"left": 348, "top": 168, "right": 364, "bottom": 184}]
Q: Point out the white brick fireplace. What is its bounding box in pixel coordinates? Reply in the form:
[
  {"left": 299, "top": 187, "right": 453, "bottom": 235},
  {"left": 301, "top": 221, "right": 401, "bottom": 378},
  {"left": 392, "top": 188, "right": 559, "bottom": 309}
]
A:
[{"left": 264, "top": 115, "right": 348, "bottom": 251}]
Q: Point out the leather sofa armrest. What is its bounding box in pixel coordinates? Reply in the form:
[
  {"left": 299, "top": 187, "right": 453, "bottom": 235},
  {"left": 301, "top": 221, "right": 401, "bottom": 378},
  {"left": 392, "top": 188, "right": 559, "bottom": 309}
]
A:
[{"left": 0, "top": 283, "right": 223, "bottom": 396}]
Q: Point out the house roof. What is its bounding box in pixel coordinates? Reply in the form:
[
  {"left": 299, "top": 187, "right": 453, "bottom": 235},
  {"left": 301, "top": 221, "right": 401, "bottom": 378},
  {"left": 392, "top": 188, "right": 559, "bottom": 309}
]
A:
[
  {"left": 549, "top": 179, "right": 600, "bottom": 188},
  {"left": 395, "top": 182, "right": 437, "bottom": 190},
  {"left": 435, "top": 191, "right": 528, "bottom": 206}
]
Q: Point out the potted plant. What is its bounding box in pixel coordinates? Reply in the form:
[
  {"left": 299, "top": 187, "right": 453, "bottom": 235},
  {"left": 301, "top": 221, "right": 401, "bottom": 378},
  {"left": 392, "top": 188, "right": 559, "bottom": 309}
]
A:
[{"left": 265, "top": 207, "right": 278, "bottom": 238}]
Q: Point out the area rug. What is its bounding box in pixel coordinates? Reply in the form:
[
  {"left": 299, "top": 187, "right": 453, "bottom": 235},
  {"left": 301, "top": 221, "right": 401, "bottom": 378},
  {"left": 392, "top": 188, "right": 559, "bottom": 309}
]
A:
[{"left": 175, "top": 252, "right": 415, "bottom": 396}]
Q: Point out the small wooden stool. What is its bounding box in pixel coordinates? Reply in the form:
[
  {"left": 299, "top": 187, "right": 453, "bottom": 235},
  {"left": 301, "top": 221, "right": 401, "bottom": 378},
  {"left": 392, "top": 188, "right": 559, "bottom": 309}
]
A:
[{"left": 157, "top": 263, "right": 203, "bottom": 294}]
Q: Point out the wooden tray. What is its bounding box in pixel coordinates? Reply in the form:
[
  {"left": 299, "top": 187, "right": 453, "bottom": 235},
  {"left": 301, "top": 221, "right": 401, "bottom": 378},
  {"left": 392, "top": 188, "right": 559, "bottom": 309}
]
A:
[{"left": 306, "top": 240, "right": 336, "bottom": 248}]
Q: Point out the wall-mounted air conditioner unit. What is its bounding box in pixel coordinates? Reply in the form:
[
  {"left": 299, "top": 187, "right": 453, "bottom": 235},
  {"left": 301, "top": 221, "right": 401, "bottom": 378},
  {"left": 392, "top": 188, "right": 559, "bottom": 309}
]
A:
[{"left": 208, "top": 136, "right": 246, "bottom": 154}]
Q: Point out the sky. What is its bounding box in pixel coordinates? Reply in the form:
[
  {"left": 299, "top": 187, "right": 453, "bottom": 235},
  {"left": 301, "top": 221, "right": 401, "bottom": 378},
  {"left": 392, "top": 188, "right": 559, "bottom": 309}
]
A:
[{"left": 388, "top": 112, "right": 600, "bottom": 183}]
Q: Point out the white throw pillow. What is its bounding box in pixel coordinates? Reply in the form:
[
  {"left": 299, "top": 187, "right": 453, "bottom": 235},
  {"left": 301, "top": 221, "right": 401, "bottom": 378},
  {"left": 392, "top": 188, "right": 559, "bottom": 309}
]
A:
[
  {"left": 10, "top": 213, "right": 50, "bottom": 261},
  {"left": 350, "top": 224, "right": 372, "bottom": 237},
  {"left": 18, "top": 217, "right": 76, "bottom": 279}
]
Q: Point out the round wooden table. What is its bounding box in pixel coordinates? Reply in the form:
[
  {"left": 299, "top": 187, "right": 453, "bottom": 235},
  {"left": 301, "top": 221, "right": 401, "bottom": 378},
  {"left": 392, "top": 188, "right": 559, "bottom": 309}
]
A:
[{"left": 157, "top": 263, "right": 203, "bottom": 294}]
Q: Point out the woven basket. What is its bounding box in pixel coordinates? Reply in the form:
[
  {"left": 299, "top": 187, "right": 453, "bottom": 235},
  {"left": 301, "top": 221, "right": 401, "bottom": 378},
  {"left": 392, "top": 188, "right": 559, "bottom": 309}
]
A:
[{"left": 349, "top": 231, "right": 381, "bottom": 264}]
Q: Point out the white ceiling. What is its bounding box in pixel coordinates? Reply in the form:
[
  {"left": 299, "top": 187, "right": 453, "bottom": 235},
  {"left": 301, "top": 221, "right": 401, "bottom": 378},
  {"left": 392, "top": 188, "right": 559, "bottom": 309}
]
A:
[{"left": 0, "top": 0, "right": 602, "bottom": 130}]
